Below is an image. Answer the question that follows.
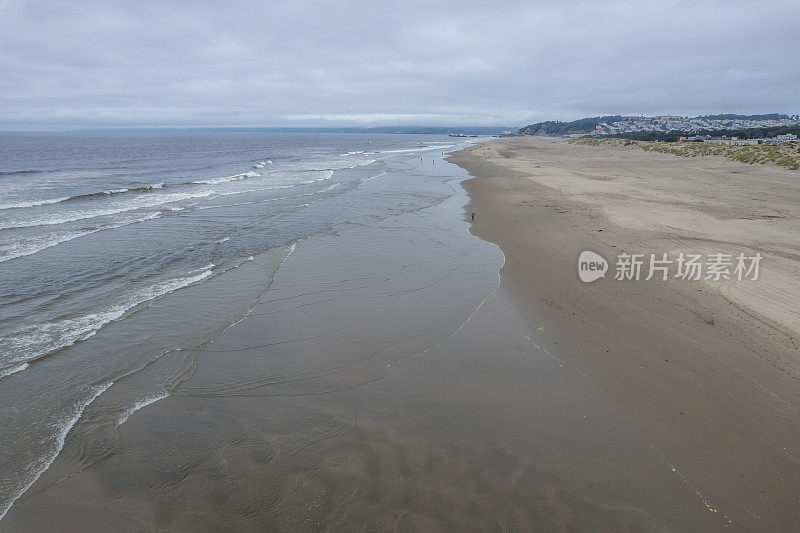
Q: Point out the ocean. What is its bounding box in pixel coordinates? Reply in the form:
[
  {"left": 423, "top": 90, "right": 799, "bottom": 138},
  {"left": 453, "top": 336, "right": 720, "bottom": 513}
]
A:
[{"left": 0, "top": 132, "right": 481, "bottom": 519}]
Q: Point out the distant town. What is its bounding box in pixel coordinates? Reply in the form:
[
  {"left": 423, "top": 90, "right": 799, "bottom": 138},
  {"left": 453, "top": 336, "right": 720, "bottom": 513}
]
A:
[
  {"left": 593, "top": 114, "right": 799, "bottom": 135},
  {"left": 506, "top": 114, "right": 800, "bottom": 144}
]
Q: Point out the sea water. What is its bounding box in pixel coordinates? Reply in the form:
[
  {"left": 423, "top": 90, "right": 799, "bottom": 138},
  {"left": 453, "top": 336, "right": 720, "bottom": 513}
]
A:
[{"left": 0, "top": 132, "right": 479, "bottom": 518}]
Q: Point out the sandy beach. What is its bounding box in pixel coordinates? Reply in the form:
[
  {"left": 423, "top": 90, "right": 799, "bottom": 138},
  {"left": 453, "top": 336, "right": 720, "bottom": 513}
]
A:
[{"left": 450, "top": 136, "right": 800, "bottom": 531}]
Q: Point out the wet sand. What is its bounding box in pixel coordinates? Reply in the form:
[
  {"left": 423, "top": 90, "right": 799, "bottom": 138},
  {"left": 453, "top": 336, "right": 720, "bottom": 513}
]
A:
[
  {"left": 450, "top": 137, "right": 800, "bottom": 531},
  {"left": 2, "top": 150, "right": 740, "bottom": 531}
]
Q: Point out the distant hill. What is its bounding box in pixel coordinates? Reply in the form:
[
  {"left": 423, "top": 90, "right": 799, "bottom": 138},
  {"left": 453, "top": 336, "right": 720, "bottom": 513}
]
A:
[{"left": 517, "top": 116, "right": 623, "bottom": 136}]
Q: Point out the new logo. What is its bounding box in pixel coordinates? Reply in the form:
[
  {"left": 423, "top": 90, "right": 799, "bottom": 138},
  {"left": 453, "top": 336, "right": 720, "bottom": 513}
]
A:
[{"left": 578, "top": 251, "right": 608, "bottom": 282}]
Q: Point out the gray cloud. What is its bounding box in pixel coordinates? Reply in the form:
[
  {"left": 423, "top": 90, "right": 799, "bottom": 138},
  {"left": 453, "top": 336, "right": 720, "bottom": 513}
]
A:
[{"left": 1, "top": 0, "right": 798, "bottom": 129}]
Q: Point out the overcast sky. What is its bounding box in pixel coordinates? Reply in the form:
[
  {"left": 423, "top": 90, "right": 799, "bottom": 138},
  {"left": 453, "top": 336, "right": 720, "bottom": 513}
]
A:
[{"left": 0, "top": 0, "right": 798, "bottom": 130}]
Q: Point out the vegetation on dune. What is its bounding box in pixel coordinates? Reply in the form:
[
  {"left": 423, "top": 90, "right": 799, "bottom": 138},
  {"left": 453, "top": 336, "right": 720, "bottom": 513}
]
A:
[
  {"left": 568, "top": 137, "right": 602, "bottom": 146},
  {"left": 642, "top": 142, "right": 800, "bottom": 170},
  {"left": 567, "top": 138, "right": 800, "bottom": 170},
  {"left": 568, "top": 138, "right": 638, "bottom": 147}
]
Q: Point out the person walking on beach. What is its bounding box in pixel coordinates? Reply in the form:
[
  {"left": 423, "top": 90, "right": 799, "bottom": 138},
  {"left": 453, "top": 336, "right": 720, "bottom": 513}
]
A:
[{"left": 471, "top": 212, "right": 475, "bottom": 221}]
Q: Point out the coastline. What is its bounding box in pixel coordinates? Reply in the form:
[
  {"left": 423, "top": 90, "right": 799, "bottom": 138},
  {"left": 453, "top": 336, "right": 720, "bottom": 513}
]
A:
[
  {"left": 449, "top": 137, "right": 800, "bottom": 530},
  {"left": 4, "top": 144, "right": 733, "bottom": 530}
]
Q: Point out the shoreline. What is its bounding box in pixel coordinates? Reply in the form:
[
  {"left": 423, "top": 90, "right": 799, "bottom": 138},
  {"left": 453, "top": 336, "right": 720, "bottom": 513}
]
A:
[
  {"left": 5, "top": 144, "right": 734, "bottom": 530},
  {"left": 449, "top": 137, "right": 800, "bottom": 530}
]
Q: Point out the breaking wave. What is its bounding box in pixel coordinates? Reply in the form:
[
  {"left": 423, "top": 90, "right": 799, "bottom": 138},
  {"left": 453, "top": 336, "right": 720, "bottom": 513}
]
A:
[
  {"left": 0, "top": 265, "right": 215, "bottom": 372},
  {"left": 0, "top": 381, "right": 113, "bottom": 521},
  {"left": 192, "top": 171, "right": 259, "bottom": 185},
  {"left": 0, "top": 212, "right": 162, "bottom": 264},
  {"left": 117, "top": 392, "right": 170, "bottom": 426}
]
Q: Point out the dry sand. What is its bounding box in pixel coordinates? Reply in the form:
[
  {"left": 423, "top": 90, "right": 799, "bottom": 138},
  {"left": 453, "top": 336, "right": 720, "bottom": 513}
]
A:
[{"left": 450, "top": 136, "right": 800, "bottom": 531}]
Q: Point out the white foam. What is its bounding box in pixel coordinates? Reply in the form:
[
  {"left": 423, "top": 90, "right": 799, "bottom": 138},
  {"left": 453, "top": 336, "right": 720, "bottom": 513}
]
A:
[
  {"left": 317, "top": 182, "right": 340, "bottom": 193},
  {"left": 0, "top": 212, "right": 162, "bottom": 264},
  {"left": 378, "top": 143, "right": 457, "bottom": 155},
  {"left": 0, "top": 182, "right": 172, "bottom": 214},
  {"left": 195, "top": 200, "right": 259, "bottom": 211},
  {"left": 117, "top": 392, "right": 170, "bottom": 426},
  {"left": 0, "top": 362, "right": 28, "bottom": 379},
  {"left": 192, "top": 171, "right": 259, "bottom": 185},
  {"left": 289, "top": 155, "right": 377, "bottom": 173},
  {"left": 0, "top": 230, "right": 94, "bottom": 263},
  {"left": 189, "top": 263, "right": 215, "bottom": 274},
  {"left": 0, "top": 381, "right": 113, "bottom": 522},
  {"left": 114, "top": 183, "right": 162, "bottom": 193},
  {"left": 361, "top": 170, "right": 387, "bottom": 183},
  {"left": 0, "top": 196, "right": 71, "bottom": 210},
  {"left": 262, "top": 169, "right": 334, "bottom": 186},
  {"left": 1, "top": 266, "right": 215, "bottom": 368},
  {"left": 0, "top": 190, "right": 215, "bottom": 230},
  {"left": 253, "top": 160, "right": 271, "bottom": 168}
]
